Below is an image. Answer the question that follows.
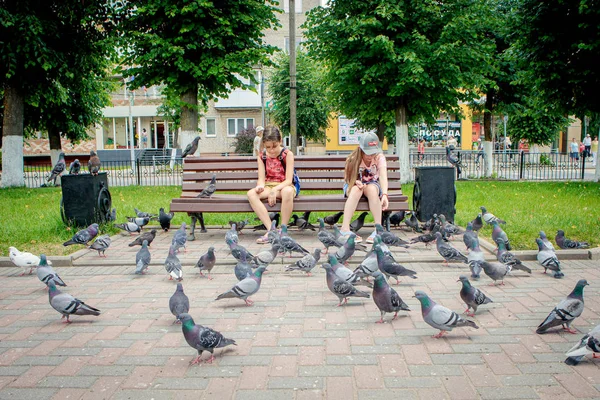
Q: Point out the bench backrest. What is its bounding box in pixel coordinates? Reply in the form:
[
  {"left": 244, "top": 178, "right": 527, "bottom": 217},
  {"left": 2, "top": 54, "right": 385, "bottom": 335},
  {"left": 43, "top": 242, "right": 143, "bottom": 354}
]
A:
[{"left": 180, "top": 155, "right": 401, "bottom": 197}]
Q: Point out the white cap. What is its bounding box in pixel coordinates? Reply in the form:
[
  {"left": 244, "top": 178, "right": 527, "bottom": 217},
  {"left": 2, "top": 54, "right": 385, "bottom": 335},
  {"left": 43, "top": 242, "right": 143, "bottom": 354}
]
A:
[{"left": 255, "top": 126, "right": 264, "bottom": 133}]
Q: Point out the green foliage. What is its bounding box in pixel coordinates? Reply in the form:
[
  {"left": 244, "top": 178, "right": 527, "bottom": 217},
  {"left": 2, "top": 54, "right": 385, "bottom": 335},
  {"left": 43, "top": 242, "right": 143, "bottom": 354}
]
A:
[
  {"left": 539, "top": 154, "right": 554, "bottom": 166},
  {"left": 507, "top": 96, "right": 570, "bottom": 145},
  {"left": 267, "top": 50, "right": 332, "bottom": 142},
  {"left": 232, "top": 127, "right": 257, "bottom": 154}
]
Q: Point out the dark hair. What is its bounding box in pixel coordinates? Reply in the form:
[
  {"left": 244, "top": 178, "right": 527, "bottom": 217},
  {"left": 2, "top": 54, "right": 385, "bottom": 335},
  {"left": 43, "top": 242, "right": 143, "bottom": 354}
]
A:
[{"left": 262, "top": 126, "right": 282, "bottom": 144}]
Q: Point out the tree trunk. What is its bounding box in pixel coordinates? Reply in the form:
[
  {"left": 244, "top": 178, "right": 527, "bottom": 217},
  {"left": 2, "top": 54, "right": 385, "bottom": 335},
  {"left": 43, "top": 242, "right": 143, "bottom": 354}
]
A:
[
  {"left": 179, "top": 88, "right": 198, "bottom": 155},
  {"left": 48, "top": 126, "right": 63, "bottom": 185},
  {"left": 376, "top": 122, "right": 386, "bottom": 143},
  {"left": 1, "top": 87, "right": 25, "bottom": 187},
  {"left": 395, "top": 106, "right": 411, "bottom": 184},
  {"left": 483, "top": 90, "right": 495, "bottom": 177}
]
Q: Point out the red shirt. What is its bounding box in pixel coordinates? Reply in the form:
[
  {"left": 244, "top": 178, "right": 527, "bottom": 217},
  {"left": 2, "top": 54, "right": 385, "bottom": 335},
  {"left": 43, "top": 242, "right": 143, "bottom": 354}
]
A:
[{"left": 264, "top": 149, "right": 288, "bottom": 182}]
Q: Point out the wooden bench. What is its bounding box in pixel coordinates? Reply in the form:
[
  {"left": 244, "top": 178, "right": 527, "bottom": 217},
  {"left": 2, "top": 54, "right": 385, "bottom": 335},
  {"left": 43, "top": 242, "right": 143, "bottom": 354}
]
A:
[{"left": 169, "top": 155, "right": 409, "bottom": 236}]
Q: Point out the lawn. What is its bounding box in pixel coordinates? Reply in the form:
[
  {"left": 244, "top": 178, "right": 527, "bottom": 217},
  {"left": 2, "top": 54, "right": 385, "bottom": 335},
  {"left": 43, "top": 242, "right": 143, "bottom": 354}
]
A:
[{"left": 0, "top": 181, "right": 598, "bottom": 257}]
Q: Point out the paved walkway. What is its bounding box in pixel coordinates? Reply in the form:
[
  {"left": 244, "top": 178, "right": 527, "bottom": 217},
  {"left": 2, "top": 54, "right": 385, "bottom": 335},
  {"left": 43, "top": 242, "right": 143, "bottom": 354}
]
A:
[{"left": 1, "top": 225, "right": 599, "bottom": 399}]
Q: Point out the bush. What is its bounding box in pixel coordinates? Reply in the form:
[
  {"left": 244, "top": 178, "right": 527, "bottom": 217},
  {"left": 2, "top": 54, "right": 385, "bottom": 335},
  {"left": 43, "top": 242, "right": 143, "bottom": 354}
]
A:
[
  {"left": 539, "top": 154, "right": 554, "bottom": 166},
  {"left": 232, "top": 127, "right": 257, "bottom": 154}
]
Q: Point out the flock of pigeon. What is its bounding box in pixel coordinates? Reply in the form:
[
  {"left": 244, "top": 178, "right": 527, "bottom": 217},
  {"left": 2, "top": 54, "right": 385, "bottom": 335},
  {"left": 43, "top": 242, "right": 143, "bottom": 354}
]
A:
[
  {"left": 45, "top": 150, "right": 101, "bottom": 185},
  {"left": 7, "top": 203, "right": 596, "bottom": 365}
]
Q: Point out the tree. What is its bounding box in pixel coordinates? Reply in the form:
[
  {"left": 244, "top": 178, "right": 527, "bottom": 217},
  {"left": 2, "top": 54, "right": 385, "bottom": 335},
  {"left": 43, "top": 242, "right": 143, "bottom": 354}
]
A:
[
  {"left": 120, "top": 0, "right": 281, "bottom": 152},
  {"left": 304, "top": 0, "right": 492, "bottom": 182},
  {"left": 267, "top": 50, "right": 331, "bottom": 143},
  {"left": 232, "top": 127, "right": 257, "bottom": 154}
]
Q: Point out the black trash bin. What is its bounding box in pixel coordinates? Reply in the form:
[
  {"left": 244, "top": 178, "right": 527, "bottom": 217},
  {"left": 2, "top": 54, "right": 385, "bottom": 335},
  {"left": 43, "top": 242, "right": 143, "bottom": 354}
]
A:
[
  {"left": 60, "top": 172, "right": 112, "bottom": 227},
  {"left": 413, "top": 166, "right": 456, "bottom": 222}
]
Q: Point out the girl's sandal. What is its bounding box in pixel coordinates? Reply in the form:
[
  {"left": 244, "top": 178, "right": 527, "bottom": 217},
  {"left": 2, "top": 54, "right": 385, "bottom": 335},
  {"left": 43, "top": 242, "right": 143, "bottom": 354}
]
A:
[{"left": 256, "top": 234, "right": 270, "bottom": 244}]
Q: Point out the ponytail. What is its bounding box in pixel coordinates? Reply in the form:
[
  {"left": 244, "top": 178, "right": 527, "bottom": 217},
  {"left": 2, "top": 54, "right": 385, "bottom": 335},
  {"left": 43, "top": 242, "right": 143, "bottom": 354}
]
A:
[{"left": 344, "top": 147, "right": 363, "bottom": 185}]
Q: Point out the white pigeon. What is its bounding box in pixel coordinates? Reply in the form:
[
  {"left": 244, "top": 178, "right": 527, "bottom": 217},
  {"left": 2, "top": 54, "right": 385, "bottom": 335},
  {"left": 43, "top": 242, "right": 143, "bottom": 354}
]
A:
[
  {"left": 9, "top": 246, "right": 44, "bottom": 275},
  {"left": 565, "top": 324, "right": 600, "bottom": 365}
]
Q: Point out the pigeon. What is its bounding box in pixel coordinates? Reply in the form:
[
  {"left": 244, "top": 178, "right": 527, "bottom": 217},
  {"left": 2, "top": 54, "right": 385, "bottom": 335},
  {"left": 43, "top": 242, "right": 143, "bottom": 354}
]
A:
[
  {"left": 127, "top": 216, "right": 150, "bottom": 229},
  {"left": 109, "top": 208, "right": 117, "bottom": 222},
  {"left": 169, "top": 283, "right": 190, "bottom": 323},
  {"left": 481, "top": 259, "right": 530, "bottom": 285},
  {"left": 323, "top": 211, "right": 344, "bottom": 227},
  {"left": 470, "top": 213, "right": 483, "bottom": 232},
  {"left": 68, "top": 159, "right": 81, "bottom": 175},
  {"left": 195, "top": 247, "right": 216, "bottom": 279},
  {"left": 382, "top": 210, "right": 392, "bottom": 231},
  {"left": 539, "top": 231, "right": 555, "bottom": 251},
  {"left": 329, "top": 254, "right": 372, "bottom": 288},
  {"left": 295, "top": 211, "right": 316, "bottom": 231},
  {"left": 229, "top": 219, "right": 249, "bottom": 233},
  {"left": 89, "top": 234, "right": 111, "bottom": 257},
  {"left": 63, "top": 223, "right": 99, "bottom": 246},
  {"left": 556, "top": 230, "right": 589, "bottom": 249},
  {"left": 178, "top": 313, "right": 236, "bottom": 365},
  {"left": 47, "top": 281, "right": 100, "bottom": 323},
  {"left": 373, "top": 244, "right": 417, "bottom": 284},
  {"left": 234, "top": 253, "right": 254, "bottom": 281},
  {"left": 197, "top": 174, "right": 216, "bottom": 198},
  {"left": 389, "top": 211, "right": 406, "bottom": 228},
  {"left": 226, "top": 238, "right": 255, "bottom": 263},
  {"left": 215, "top": 266, "right": 267, "bottom": 306},
  {"left": 114, "top": 222, "right": 141, "bottom": 235},
  {"left": 353, "top": 250, "right": 379, "bottom": 280},
  {"left": 467, "top": 244, "right": 486, "bottom": 279},
  {"left": 435, "top": 232, "right": 467, "bottom": 266},
  {"left": 280, "top": 225, "right": 309, "bottom": 257},
  {"left": 36, "top": 255, "right": 66, "bottom": 287},
  {"left": 171, "top": 223, "right": 187, "bottom": 253},
  {"left": 372, "top": 271, "right": 411, "bottom": 323},
  {"left": 480, "top": 206, "right": 505, "bottom": 225},
  {"left": 285, "top": 249, "right": 321, "bottom": 276},
  {"left": 88, "top": 150, "right": 101, "bottom": 175},
  {"left": 321, "top": 263, "right": 370, "bottom": 306},
  {"left": 334, "top": 234, "right": 357, "bottom": 264},
  {"left": 317, "top": 218, "right": 341, "bottom": 254},
  {"left": 565, "top": 324, "right": 600, "bottom": 365},
  {"left": 537, "top": 279, "right": 588, "bottom": 334},
  {"left": 446, "top": 146, "right": 463, "bottom": 175},
  {"left": 438, "top": 214, "right": 462, "bottom": 239},
  {"left": 350, "top": 212, "right": 369, "bottom": 233},
  {"left": 409, "top": 232, "right": 436, "bottom": 247},
  {"left": 536, "top": 238, "right": 564, "bottom": 278},
  {"left": 253, "top": 212, "right": 279, "bottom": 231},
  {"left": 491, "top": 221, "right": 511, "bottom": 250},
  {"left": 128, "top": 229, "right": 157, "bottom": 247},
  {"left": 332, "top": 225, "right": 368, "bottom": 252},
  {"left": 135, "top": 240, "right": 151, "bottom": 275},
  {"left": 375, "top": 224, "right": 410, "bottom": 248},
  {"left": 404, "top": 211, "right": 422, "bottom": 233},
  {"left": 252, "top": 244, "right": 281, "bottom": 267},
  {"left": 134, "top": 207, "right": 156, "bottom": 219},
  {"left": 497, "top": 241, "right": 528, "bottom": 270},
  {"left": 266, "top": 222, "right": 281, "bottom": 246},
  {"left": 463, "top": 222, "right": 479, "bottom": 252},
  {"left": 159, "top": 208, "right": 175, "bottom": 231},
  {"left": 165, "top": 245, "right": 183, "bottom": 281},
  {"left": 47, "top": 152, "right": 66, "bottom": 185},
  {"left": 9, "top": 246, "right": 41, "bottom": 275},
  {"left": 368, "top": 235, "right": 397, "bottom": 262},
  {"left": 225, "top": 224, "right": 239, "bottom": 245},
  {"left": 458, "top": 275, "right": 493, "bottom": 316},
  {"left": 414, "top": 290, "right": 479, "bottom": 338},
  {"left": 181, "top": 136, "right": 201, "bottom": 158}
]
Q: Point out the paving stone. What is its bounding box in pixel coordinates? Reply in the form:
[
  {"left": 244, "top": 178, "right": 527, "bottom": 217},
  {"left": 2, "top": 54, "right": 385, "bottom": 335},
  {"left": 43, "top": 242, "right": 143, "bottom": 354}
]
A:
[
  {"left": 326, "top": 355, "right": 378, "bottom": 365},
  {"left": 235, "top": 390, "right": 296, "bottom": 400},
  {"left": 502, "top": 375, "right": 559, "bottom": 386},
  {"left": 77, "top": 365, "right": 134, "bottom": 376},
  {"left": 384, "top": 377, "right": 441, "bottom": 388},
  {"left": 430, "top": 354, "right": 484, "bottom": 365},
  {"left": 477, "top": 387, "right": 540, "bottom": 399},
  {"left": 37, "top": 376, "right": 98, "bottom": 389},
  {"left": 0, "top": 388, "right": 58, "bottom": 400},
  {"left": 408, "top": 365, "right": 465, "bottom": 377},
  {"left": 151, "top": 377, "right": 209, "bottom": 390},
  {"left": 299, "top": 365, "right": 353, "bottom": 377},
  {"left": 517, "top": 363, "right": 573, "bottom": 374},
  {"left": 268, "top": 377, "right": 323, "bottom": 389},
  {"left": 357, "top": 389, "right": 418, "bottom": 400}
]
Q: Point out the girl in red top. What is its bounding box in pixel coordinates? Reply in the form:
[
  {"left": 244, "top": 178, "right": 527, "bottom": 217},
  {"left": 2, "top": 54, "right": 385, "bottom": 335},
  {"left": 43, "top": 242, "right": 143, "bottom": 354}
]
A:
[
  {"left": 417, "top": 139, "right": 425, "bottom": 162},
  {"left": 247, "top": 126, "right": 296, "bottom": 244}
]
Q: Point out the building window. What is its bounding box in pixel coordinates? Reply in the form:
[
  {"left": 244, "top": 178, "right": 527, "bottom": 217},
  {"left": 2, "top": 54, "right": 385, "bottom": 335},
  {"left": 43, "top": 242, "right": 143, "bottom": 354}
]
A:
[
  {"left": 284, "top": 37, "right": 303, "bottom": 54},
  {"left": 283, "top": 0, "right": 302, "bottom": 13},
  {"left": 206, "top": 118, "right": 216, "bottom": 137},
  {"left": 227, "top": 118, "right": 255, "bottom": 137}
]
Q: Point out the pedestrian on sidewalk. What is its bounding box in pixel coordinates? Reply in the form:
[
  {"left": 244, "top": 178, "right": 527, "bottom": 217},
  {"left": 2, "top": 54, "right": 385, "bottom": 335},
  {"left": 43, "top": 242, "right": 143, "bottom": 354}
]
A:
[
  {"left": 592, "top": 136, "right": 598, "bottom": 167},
  {"left": 570, "top": 138, "right": 579, "bottom": 166},
  {"left": 417, "top": 138, "right": 425, "bottom": 162},
  {"left": 583, "top": 134, "right": 592, "bottom": 158}
]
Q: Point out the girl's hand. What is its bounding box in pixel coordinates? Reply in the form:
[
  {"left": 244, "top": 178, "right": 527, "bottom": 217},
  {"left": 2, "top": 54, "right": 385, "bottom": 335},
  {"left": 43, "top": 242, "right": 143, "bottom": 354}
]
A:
[
  {"left": 255, "top": 185, "right": 264, "bottom": 194},
  {"left": 268, "top": 191, "right": 277, "bottom": 206},
  {"left": 354, "top": 180, "right": 364, "bottom": 190},
  {"left": 381, "top": 195, "right": 389, "bottom": 211}
]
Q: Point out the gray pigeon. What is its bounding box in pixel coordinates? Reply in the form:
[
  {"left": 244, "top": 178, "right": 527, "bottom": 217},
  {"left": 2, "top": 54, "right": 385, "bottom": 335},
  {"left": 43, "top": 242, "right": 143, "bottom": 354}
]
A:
[
  {"left": 63, "top": 223, "right": 99, "bottom": 246},
  {"left": 458, "top": 275, "right": 493, "bottom": 316},
  {"left": 172, "top": 223, "right": 187, "bottom": 253},
  {"left": 165, "top": 245, "right": 183, "bottom": 281},
  {"left": 159, "top": 207, "right": 174, "bottom": 231},
  {"left": 89, "top": 234, "right": 111, "bottom": 257},
  {"left": 353, "top": 250, "right": 379, "bottom": 280},
  {"left": 134, "top": 207, "right": 156, "bottom": 219},
  {"left": 128, "top": 229, "right": 157, "bottom": 247},
  {"left": 47, "top": 152, "right": 66, "bottom": 185},
  {"left": 372, "top": 271, "right": 410, "bottom": 323},
  {"left": 195, "top": 247, "right": 216, "bottom": 279},
  {"left": 491, "top": 221, "right": 511, "bottom": 250},
  {"left": 334, "top": 234, "right": 357, "bottom": 264},
  {"left": 375, "top": 224, "right": 410, "bottom": 248},
  {"left": 329, "top": 254, "right": 372, "bottom": 288},
  {"left": 252, "top": 244, "right": 281, "bottom": 267},
  {"left": 229, "top": 219, "right": 249, "bottom": 233},
  {"left": 467, "top": 244, "right": 486, "bottom": 279},
  {"left": 470, "top": 213, "right": 483, "bottom": 232},
  {"left": 36, "top": 254, "right": 66, "bottom": 287},
  {"left": 109, "top": 208, "right": 117, "bottom": 222},
  {"left": 88, "top": 150, "right": 101, "bottom": 175},
  {"left": 332, "top": 225, "right": 368, "bottom": 252},
  {"left": 234, "top": 253, "right": 253, "bottom": 281},
  {"left": 127, "top": 216, "right": 150, "bottom": 229},
  {"left": 225, "top": 224, "right": 239, "bottom": 245},
  {"left": 439, "top": 214, "right": 462, "bottom": 239},
  {"left": 481, "top": 259, "right": 531, "bottom": 285},
  {"left": 350, "top": 212, "right": 369, "bottom": 233},
  {"left": 536, "top": 238, "right": 564, "bottom": 278},
  {"left": 169, "top": 283, "right": 190, "bottom": 323},
  {"left": 537, "top": 279, "right": 588, "bottom": 334},
  {"left": 226, "top": 238, "right": 254, "bottom": 262},
  {"left": 295, "top": 211, "right": 316, "bottom": 231},
  {"left": 565, "top": 324, "right": 600, "bottom": 365},
  {"left": 539, "top": 231, "right": 555, "bottom": 251},
  {"left": 556, "top": 230, "right": 589, "bottom": 249},
  {"left": 68, "top": 158, "right": 81, "bottom": 175},
  {"left": 113, "top": 222, "right": 141, "bottom": 235},
  {"left": 47, "top": 281, "right": 100, "bottom": 323},
  {"left": 323, "top": 211, "right": 343, "bottom": 227},
  {"left": 414, "top": 290, "right": 478, "bottom": 338},
  {"left": 435, "top": 232, "right": 467, "bottom": 265},
  {"left": 322, "top": 263, "right": 370, "bottom": 306},
  {"left": 280, "top": 225, "right": 309, "bottom": 257},
  {"left": 373, "top": 244, "right": 417, "bottom": 284},
  {"left": 409, "top": 232, "right": 436, "bottom": 248},
  {"left": 197, "top": 174, "right": 216, "bottom": 198},
  {"left": 463, "top": 222, "right": 479, "bottom": 252},
  {"left": 215, "top": 266, "right": 266, "bottom": 306},
  {"left": 497, "top": 241, "right": 527, "bottom": 270},
  {"left": 480, "top": 206, "right": 505, "bottom": 225},
  {"left": 389, "top": 211, "right": 406, "bottom": 228},
  {"left": 178, "top": 313, "right": 236, "bottom": 365},
  {"left": 181, "top": 136, "right": 201, "bottom": 158},
  {"left": 404, "top": 211, "right": 422, "bottom": 233},
  {"left": 285, "top": 249, "right": 321, "bottom": 276},
  {"left": 135, "top": 240, "right": 151, "bottom": 275}
]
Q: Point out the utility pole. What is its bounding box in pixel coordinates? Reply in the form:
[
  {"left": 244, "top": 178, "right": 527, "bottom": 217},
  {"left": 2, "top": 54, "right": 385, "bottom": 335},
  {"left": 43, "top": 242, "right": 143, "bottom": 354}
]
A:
[
  {"left": 289, "top": 0, "right": 298, "bottom": 154},
  {"left": 128, "top": 92, "right": 136, "bottom": 175}
]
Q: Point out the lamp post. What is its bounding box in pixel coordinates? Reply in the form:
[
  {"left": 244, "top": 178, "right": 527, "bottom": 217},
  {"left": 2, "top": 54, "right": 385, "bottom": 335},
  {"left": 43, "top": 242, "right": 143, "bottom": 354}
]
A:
[
  {"left": 289, "top": 0, "right": 297, "bottom": 154},
  {"left": 129, "top": 91, "right": 136, "bottom": 175}
]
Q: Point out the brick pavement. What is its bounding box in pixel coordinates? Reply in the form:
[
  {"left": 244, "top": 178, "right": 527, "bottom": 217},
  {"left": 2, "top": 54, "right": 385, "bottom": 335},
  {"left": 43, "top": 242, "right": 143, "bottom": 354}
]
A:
[{"left": 0, "top": 226, "right": 599, "bottom": 399}]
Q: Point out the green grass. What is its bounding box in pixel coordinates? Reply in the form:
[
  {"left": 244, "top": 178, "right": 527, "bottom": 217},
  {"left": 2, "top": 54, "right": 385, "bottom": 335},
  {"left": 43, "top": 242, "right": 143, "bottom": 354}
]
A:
[{"left": 0, "top": 181, "right": 598, "bottom": 257}]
